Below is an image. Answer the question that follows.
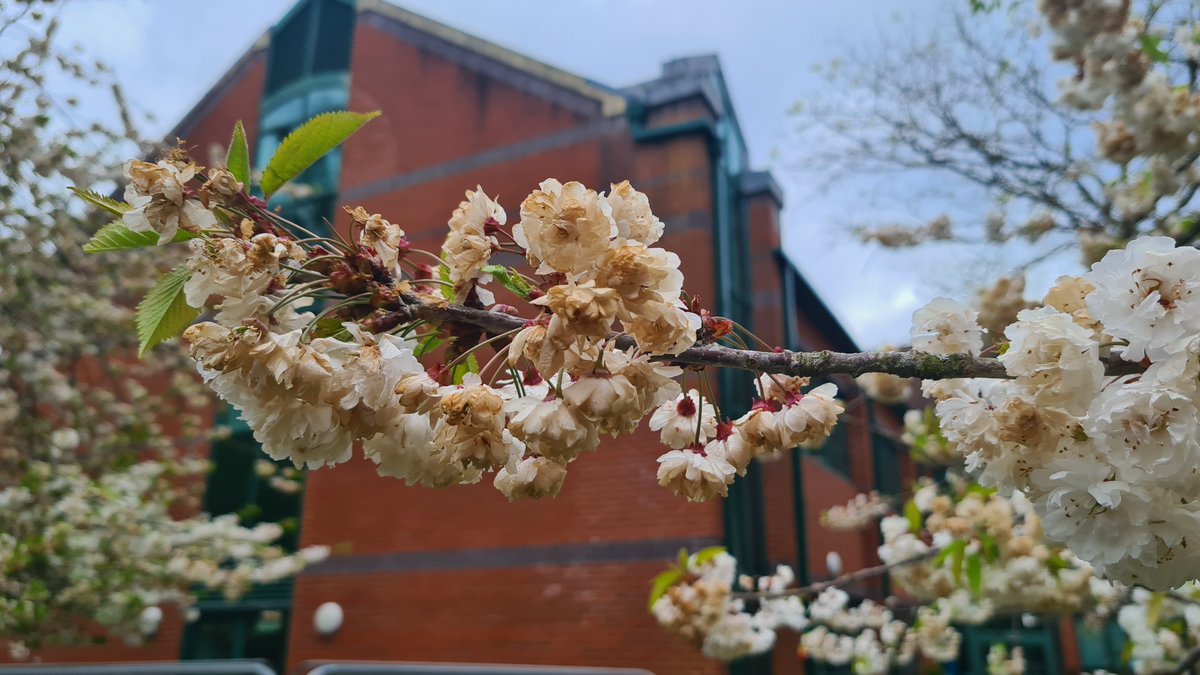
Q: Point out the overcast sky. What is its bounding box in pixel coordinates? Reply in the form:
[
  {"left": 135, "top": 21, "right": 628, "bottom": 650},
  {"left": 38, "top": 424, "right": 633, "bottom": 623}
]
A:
[{"left": 47, "top": 0, "right": 1061, "bottom": 348}]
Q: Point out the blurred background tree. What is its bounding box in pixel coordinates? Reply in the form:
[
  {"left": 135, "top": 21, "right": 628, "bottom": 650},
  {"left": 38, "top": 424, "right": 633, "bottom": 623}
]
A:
[
  {"left": 0, "top": 0, "right": 321, "bottom": 659},
  {"left": 788, "top": 1, "right": 1200, "bottom": 294}
]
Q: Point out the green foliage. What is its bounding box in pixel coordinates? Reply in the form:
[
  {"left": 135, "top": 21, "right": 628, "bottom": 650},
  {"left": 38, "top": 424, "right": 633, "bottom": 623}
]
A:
[
  {"left": 691, "top": 546, "right": 726, "bottom": 567},
  {"left": 1139, "top": 33, "right": 1169, "bottom": 64},
  {"left": 904, "top": 498, "right": 923, "bottom": 534},
  {"left": 964, "top": 483, "right": 996, "bottom": 499},
  {"left": 950, "top": 541, "right": 967, "bottom": 584},
  {"left": 414, "top": 333, "right": 445, "bottom": 358},
  {"left": 82, "top": 221, "right": 198, "bottom": 253},
  {"left": 311, "top": 316, "right": 353, "bottom": 341},
  {"left": 437, "top": 262, "right": 455, "bottom": 301},
  {"left": 260, "top": 110, "right": 380, "bottom": 199},
  {"left": 934, "top": 539, "right": 967, "bottom": 584},
  {"left": 135, "top": 265, "right": 199, "bottom": 356},
  {"left": 226, "top": 120, "right": 251, "bottom": 186},
  {"left": 68, "top": 186, "right": 129, "bottom": 216},
  {"left": 979, "top": 531, "right": 1000, "bottom": 563},
  {"left": 450, "top": 353, "right": 480, "bottom": 385},
  {"left": 646, "top": 547, "right": 724, "bottom": 612},
  {"left": 1145, "top": 593, "right": 1165, "bottom": 626},
  {"left": 482, "top": 264, "right": 533, "bottom": 300},
  {"left": 1045, "top": 551, "right": 1072, "bottom": 576},
  {"left": 648, "top": 568, "right": 683, "bottom": 611},
  {"left": 966, "top": 551, "right": 983, "bottom": 598}
]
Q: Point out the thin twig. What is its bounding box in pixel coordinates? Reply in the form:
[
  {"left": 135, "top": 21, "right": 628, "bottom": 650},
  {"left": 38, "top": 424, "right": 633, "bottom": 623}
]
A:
[{"left": 732, "top": 549, "right": 940, "bottom": 600}]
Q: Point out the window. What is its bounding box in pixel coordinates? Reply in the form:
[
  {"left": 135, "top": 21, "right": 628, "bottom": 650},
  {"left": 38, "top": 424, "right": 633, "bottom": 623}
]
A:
[
  {"left": 960, "top": 619, "right": 1064, "bottom": 675},
  {"left": 872, "top": 431, "right": 903, "bottom": 496},
  {"left": 203, "top": 408, "right": 303, "bottom": 551},
  {"left": 182, "top": 407, "right": 302, "bottom": 668},
  {"left": 814, "top": 420, "right": 851, "bottom": 478},
  {"left": 256, "top": 0, "right": 356, "bottom": 231}
]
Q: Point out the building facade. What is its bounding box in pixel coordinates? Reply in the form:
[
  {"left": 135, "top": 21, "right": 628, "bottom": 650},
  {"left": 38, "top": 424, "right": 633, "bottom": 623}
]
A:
[{"left": 33, "top": 1, "right": 914, "bottom": 673}]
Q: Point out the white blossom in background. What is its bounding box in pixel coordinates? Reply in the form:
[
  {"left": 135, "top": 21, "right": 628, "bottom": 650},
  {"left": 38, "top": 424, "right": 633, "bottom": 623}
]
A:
[
  {"left": 0, "top": 1, "right": 323, "bottom": 655},
  {"left": 910, "top": 297, "right": 984, "bottom": 356},
  {"left": 822, "top": 492, "right": 893, "bottom": 531},
  {"left": 986, "top": 644, "right": 1026, "bottom": 675},
  {"left": 915, "top": 238, "right": 1200, "bottom": 590}
]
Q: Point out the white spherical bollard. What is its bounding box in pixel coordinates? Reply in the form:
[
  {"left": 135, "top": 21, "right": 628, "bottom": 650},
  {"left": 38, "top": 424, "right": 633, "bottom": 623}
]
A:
[
  {"left": 313, "top": 601, "right": 344, "bottom": 637},
  {"left": 137, "top": 606, "right": 163, "bottom": 637},
  {"left": 826, "top": 551, "right": 844, "bottom": 577}
]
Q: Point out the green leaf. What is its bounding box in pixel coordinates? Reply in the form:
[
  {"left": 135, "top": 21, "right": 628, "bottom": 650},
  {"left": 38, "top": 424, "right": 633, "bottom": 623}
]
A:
[
  {"left": 964, "top": 483, "right": 996, "bottom": 499},
  {"left": 482, "top": 264, "right": 533, "bottom": 300},
  {"left": 950, "top": 541, "right": 966, "bottom": 584},
  {"left": 82, "top": 221, "right": 198, "bottom": 253},
  {"left": 979, "top": 532, "right": 1000, "bottom": 563},
  {"left": 966, "top": 552, "right": 982, "bottom": 599},
  {"left": 311, "top": 316, "right": 352, "bottom": 341},
  {"left": 1146, "top": 593, "right": 1165, "bottom": 626},
  {"left": 1139, "top": 33, "right": 1169, "bottom": 64},
  {"left": 692, "top": 546, "right": 726, "bottom": 567},
  {"left": 136, "top": 265, "right": 200, "bottom": 356},
  {"left": 904, "top": 499, "right": 923, "bottom": 534},
  {"left": 69, "top": 186, "right": 130, "bottom": 216},
  {"left": 414, "top": 333, "right": 445, "bottom": 358},
  {"left": 677, "top": 548, "right": 689, "bottom": 571},
  {"left": 1045, "top": 551, "right": 1071, "bottom": 575},
  {"left": 260, "top": 110, "right": 380, "bottom": 199},
  {"left": 648, "top": 568, "right": 683, "bottom": 612},
  {"left": 934, "top": 539, "right": 966, "bottom": 570},
  {"left": 437, "top": 263, "right": 455, "bottom": 301},
  {"left": 226, "top": 120, "right": 251, "bottom": 186},
  {"left": 450, "top": 353, "right": 479, "bottom": 385}
]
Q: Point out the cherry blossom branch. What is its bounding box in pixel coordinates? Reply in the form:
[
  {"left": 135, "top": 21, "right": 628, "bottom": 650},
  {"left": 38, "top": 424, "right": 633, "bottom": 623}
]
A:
[
  {"left": 730, "top": 549, "right": 940, "bottom": 601},
  {"left": 388, "top": 296, "right": 1141, "bottom": 380}
]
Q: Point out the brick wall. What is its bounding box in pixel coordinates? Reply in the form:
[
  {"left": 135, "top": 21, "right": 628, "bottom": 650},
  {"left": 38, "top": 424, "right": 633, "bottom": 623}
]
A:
[
  {"left": 284, "top": 15, "right": 726, "bottom": 675},
  {"left": 23, "top": 8, "right": 889, "bottom": 675}
]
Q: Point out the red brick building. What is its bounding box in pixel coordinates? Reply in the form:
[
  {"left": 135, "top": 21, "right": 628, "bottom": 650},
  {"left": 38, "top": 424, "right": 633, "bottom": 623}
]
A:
[{"left": 34, "top": 1, "right": 911, "bottom": 673}]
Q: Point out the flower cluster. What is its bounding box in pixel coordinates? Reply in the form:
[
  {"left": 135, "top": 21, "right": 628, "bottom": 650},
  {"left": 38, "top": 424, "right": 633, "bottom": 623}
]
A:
[
  {"left": 0, "top": 461, "right": 327, "bottom": 656},
  {"left": 112, "top": 147, "right": 845, "bottom": 505},
  {"left": 987, "top": 644, "right": 1027, "bottom": 675},
  {"left": 650, "top": 542, "right": 987, "bottom": 672},
  {"left": 1039, "top": 0, "right": 1200, "bottom": 222},
  {"left": 916, "top": 236, "right": 1200, "bottom": 589},
  {"left": 654, "top": 375, "right": 844, "bottom": 501},
  {"left": 650, "top": 550, "right": 805, "bottom": 661},
  {"left": 1113, "top": 586, "right": 1200, "bottom": 674},
  {"left": 799, "top": 588, "right": 920, "bottom": 674},
  {"left": 821, "top": 491, "right": 894, "bottom": 531},
  {"left": 899, "top": 407, "right": 957, "bottom": 465},
  {"left": 878, "top": 479, "right": 1094, "bottom": 616},
  {"left": 0, "top": 10, "right": 323, "bottom": 653}
]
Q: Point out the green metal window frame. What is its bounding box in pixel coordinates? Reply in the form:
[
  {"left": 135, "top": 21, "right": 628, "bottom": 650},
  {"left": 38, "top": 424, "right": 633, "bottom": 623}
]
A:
[
  {"left": 960, "top": 619, "right": 1063, "bottom": 675},
  {"left": 182, "top": 4, "right": 357, "bottom": 664}
]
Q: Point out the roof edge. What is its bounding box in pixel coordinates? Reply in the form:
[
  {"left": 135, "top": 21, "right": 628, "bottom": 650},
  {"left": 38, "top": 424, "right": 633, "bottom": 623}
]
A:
[
  {"left": 775, "top": 249, "right": 860, "bottom": 354},
  {"left": 168, "top": 33, "right": 270, "bottom": 142},
  {"left": 359, "top": 0, "right": 626, "bottom": 117},
  {"left": 740, "top": 171, "right": 784, "bottom": 209}
]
